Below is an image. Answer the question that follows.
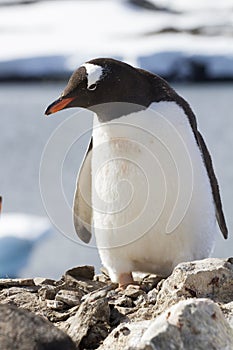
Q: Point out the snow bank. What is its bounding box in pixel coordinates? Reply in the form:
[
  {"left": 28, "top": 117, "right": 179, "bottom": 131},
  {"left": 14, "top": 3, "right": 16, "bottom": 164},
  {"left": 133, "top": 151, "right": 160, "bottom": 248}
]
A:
[
  {"left": 0, "top": 213, "right": 53, "bottom": 277},
  {"left": 0, "top": 0, "right": 232, "bottom": 80}
]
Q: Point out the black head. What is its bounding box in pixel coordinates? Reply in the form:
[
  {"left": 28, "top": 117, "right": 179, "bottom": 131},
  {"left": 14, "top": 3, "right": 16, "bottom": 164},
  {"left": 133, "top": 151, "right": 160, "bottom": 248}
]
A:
[{"left": 45, "top": 58, "right": 161, "bottom": 120}]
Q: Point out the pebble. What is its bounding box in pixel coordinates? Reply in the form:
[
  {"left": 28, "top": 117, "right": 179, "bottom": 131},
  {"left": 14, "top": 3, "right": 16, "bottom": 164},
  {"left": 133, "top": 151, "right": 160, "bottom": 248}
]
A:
[
  {"left": 46, "top": 300, "right": 65, "bottom": 310},
  {"left": 55, "top": 289, "right": 83, "bottom": 307}
]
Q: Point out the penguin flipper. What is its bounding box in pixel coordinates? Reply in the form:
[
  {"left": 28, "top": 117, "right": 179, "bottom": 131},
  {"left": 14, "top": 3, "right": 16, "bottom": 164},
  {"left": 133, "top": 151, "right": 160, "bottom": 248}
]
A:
[
  {"left": 197, "top": 131, "right": 228, "bottom": 239},
  {"left": 73, "top": 139, "right": 93, "bottom": 243}
]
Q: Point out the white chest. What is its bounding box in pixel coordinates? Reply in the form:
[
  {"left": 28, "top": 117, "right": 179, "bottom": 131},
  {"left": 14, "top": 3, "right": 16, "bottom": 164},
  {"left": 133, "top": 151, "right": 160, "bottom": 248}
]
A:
[{"left": 91, "top": 101, "right": 215, "bottom": 249}]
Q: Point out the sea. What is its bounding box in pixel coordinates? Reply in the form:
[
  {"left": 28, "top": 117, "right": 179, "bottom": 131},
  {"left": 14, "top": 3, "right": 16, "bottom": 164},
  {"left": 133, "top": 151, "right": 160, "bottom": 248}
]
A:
[{"left": 0, "top": 82, "right": 232, "bottom": 279}]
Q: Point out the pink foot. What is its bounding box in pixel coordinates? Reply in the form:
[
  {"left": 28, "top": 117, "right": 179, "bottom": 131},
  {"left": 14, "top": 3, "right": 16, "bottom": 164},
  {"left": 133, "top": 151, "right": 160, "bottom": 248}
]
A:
[{"left": 118, "top": 272, "right": 135, "bottom": 289}]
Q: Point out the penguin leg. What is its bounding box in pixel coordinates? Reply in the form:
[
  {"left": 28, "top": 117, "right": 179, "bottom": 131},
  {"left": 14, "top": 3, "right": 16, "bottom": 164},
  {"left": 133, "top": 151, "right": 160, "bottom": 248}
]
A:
[{"left": 118, "top": 272, "right": 135, "bottom": 289}]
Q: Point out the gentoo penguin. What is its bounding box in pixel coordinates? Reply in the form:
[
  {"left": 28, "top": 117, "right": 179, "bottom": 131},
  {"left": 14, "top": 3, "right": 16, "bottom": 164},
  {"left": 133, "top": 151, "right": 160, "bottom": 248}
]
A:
[{"left": 45, "top": 58, "right": 228, "bottom": 287}]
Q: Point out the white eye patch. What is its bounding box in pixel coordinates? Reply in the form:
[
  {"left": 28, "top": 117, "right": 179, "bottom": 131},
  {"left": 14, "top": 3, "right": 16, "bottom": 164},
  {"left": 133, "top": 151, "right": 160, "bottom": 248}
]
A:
[{"left": 82, "top": 63, "right": 103, "bottom": 90}]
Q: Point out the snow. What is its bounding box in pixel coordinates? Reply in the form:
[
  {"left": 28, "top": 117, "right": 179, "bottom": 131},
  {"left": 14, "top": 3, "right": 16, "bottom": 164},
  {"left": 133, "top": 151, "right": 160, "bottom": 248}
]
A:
[
  {"left": 0, "top": 213, "right": 53, "bottom": 277},
  {"left": 0, "top": 0, "right": 233, "bottom": 80},
  {"left": 0, "top": 213, "right": 51, "bottom": 240}
]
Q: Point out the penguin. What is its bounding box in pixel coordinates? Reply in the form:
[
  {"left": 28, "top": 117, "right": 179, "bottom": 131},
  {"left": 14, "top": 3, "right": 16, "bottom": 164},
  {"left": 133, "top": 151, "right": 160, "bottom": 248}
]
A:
[{"left": 45, "top": 58, "right": 228, "bottom": 288}]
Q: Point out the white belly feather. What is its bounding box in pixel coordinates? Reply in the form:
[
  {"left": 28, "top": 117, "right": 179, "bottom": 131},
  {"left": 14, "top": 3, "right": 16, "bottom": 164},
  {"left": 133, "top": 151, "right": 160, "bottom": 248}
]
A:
[{"left": 91, "top": 102, "right": 217, "bottom": 282}]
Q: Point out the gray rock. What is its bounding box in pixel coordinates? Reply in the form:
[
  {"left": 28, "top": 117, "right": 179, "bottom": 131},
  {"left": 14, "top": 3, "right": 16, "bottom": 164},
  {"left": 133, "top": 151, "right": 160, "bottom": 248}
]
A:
[
  {"left": 0, "top": 260, "right": 232, "bottom": 349},
  {"left": 100, "top": 298, "right": 233, "bottom": 350},
  {"left": 65, "top": 265, "right": 95, "bottom": 281},
  {"left": 0, "top": 278, "right": 35, "bottom": 287},
  {"left": 66, "top": 297, "right": 110, "bottom": 348},
  {"left": 147, "top": 288, "right": 158, "bottom": 305},
  {"left": 55, "top": 289, "right": 83, "bottom": 306},
  {"left": 140, "top": 298, "right": 233, "bottom": 350},
  {"left": 141, "top": 274, "right": 164, "bottom": 292},
  {"left": 34, "top": 277, "right": 56, "bottom": 286},
  {"left": 99, "top": 320, "right": 151, "bottom": 350},
  {"left": 221, "top": 301, "right": 233, "bottom": 329},
  {"left": 156, "top": 258, "right": 233, "bottom": 314},
  {"left": 46, "top": 300, "right": 65, "bottom": 310},
  {"left": 94, "top": 273, "right": 110, "bottom": 283},
  {"left": 0, "top": 289, "right": 39, "bottom": 310},
  {"left": 64, "top": 266, "right": 106, "bottom": 294},
  {"left": 0, "top": 304, "right": 76, "bottom": 350},
  {"left": 4, "top": 286, "right": 39, "bottom": 295},
  {"left": 112, "top": 295, "right": 134, "bottom": 308},
  {"left": 39, "top": 285, "right": 57, "bottom": 301},
  {"left": 81, "top": 284, "right": 117, "bottom": 303},
  {"left": 120, "top": 285, "right": 145, "bottom": 299}
]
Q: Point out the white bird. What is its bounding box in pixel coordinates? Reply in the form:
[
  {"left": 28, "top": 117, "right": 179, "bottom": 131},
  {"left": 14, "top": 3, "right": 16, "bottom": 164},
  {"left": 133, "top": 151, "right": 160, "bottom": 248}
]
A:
[{"left": 45, "top": 58, "right": 228, "bottom": 288}]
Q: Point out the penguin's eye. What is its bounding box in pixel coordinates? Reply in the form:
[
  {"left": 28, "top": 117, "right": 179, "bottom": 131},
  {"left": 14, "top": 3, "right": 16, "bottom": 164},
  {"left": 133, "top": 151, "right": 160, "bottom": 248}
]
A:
[{"left": 88, "top": 83, "right": 97, "bottom": 91}]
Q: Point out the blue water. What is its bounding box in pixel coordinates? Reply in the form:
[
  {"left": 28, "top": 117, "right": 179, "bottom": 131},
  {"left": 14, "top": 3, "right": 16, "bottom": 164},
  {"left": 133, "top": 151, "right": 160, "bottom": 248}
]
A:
[{"left": 0, "top": 82, "right": 232, "bottom": 279}]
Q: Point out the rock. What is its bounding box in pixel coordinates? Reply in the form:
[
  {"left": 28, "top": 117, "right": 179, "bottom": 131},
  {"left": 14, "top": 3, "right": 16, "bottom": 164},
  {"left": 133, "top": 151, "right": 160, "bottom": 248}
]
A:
[
  {"left": 65, "top": 265, "right": 95, "bottom": 281},
  {"left": 94, "top": 273, "right": 110, "bottom": 283},
  {"left": 82, "top": 284, "right": 117, "bottom": 303},
  {"left": 139, "top": 298, "right": 233, "bottom": 350},
  {"left": 55, "top": 289, "right": 83, "bottom": 306},
  {"left": 141, "top": 274, "right": 164, "bottom": 292},
  {"left": 66, "top": 297, "right": 110, "bottom": 348},
  {"left": 100, "top": 298, "right": 233, "bottom": 350},
  {"left": 221, "top": 301, "right": 233, "bottom": 328},
  {"left": 121, "top": 285, "right": 145, "bottom": 299},
  {"left": 99, "top": 320, "right": 151, "bottom": 350},
  {"left": 109, "top": 304, "right": 126, "bottom": 327},
  {"left": 3, "top": 286, "right": 39, "bottom": 295},
  {"left": 39, "top": 285, "right": 57, "bottom": 300},
  {"left": 64, "top": 266, "right": 106, "bottom": 294},
  {"left": 147, "top": 288, "right": 158, "bottom": 305},
  {"left": 34, "top": 277, "right": 56, "bottom": 286},
  {"left": 0, "top": 304, "right": 76, "bottom": 350},
  {"left": 156, "top": 258, "right": 233, "bottom": 314},
  {"left": 0, "top": 278, "right": 35, "bottom": 288},
  {"left": 0, "top": 289, "right": 39, "bottom": 310},
  {"left": 112, "top": 295, "right": 134, "bottom": 308},
  {"left": 0, "top": 259, "right": 232, "bottom": 349},
  {"left": 47, "top": 300, "right": 65, "bottom": 310}
]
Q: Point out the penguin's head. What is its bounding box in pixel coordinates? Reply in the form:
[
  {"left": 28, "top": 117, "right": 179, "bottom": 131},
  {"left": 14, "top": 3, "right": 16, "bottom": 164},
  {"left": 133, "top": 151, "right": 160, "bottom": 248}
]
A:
[{"left": 45, "top": 58, "right": 153, "bottom": 118}]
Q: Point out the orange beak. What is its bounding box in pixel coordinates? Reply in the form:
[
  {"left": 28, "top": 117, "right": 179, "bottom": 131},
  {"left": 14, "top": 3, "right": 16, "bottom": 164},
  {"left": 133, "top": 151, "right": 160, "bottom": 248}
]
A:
[{"left": 45, "top": 97, "right": 75, "bottom": 115}]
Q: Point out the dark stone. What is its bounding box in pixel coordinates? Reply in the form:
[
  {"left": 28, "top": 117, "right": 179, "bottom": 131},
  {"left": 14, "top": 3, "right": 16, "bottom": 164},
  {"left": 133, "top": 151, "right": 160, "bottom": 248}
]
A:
[
  {"left": 0, "top": 279, "right": 35, "bottom": 288},
  {"left": 67, "top": 297, "right": 110, "bottom": 348},
  {"left": 39, "top": 285, "right": 57, "bottom": 300},
  {"left": 65, "top": 265, "right": 95, "bottom": 281},
  {"left": 0, "top": 304, "right": 76, "bottom": 350}
]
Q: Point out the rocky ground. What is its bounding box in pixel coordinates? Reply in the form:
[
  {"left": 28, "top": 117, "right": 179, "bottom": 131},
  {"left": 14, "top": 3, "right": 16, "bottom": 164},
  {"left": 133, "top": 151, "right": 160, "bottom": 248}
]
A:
[{"left": 0, "top": 258, "right": 233, "bottom": 349}]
